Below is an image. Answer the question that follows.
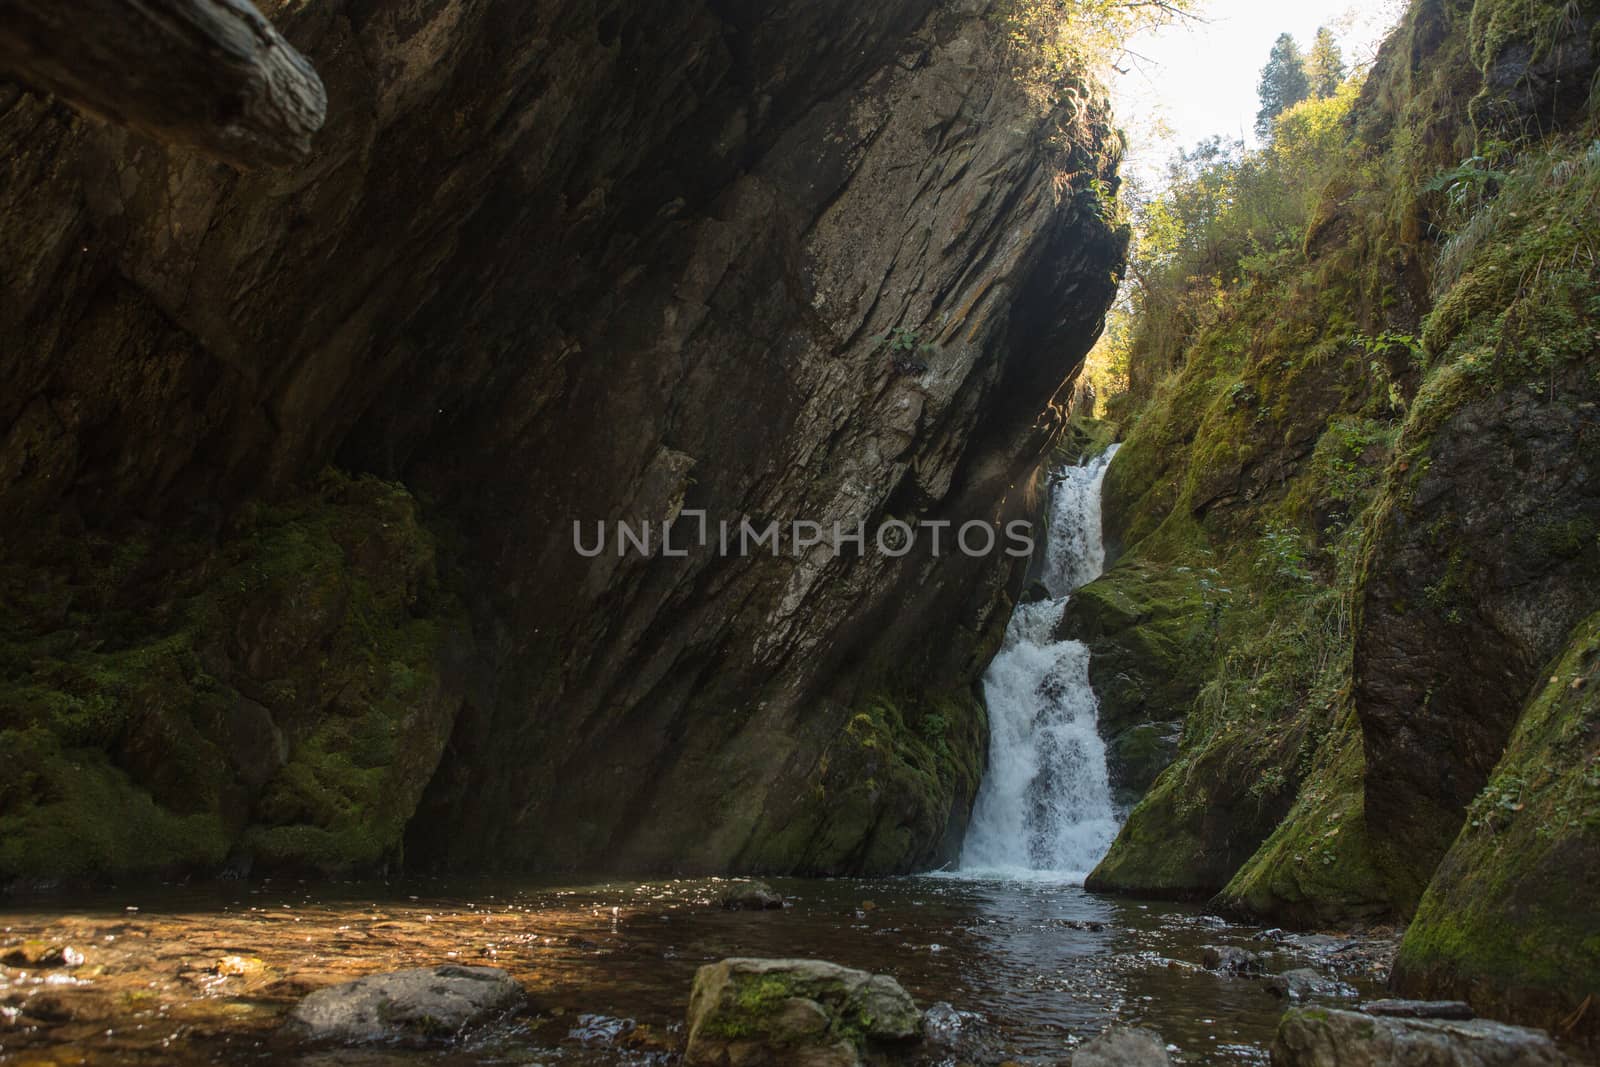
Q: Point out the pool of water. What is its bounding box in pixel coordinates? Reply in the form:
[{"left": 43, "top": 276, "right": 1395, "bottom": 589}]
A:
[{"left": 0, "top": 875, "right": 1392, "bottom": 1065}]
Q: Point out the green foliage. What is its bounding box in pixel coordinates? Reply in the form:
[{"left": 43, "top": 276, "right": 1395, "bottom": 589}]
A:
[
  {"left": 880, "top": 326, "right": 934, "bottom": 355},
  {"left": 1353, "top": 330, "right": 1425, "bottom": 364},
  {"left": 1091, "top": 0, "right": 1600, "bottom": 964},
  {"left": 995, "top": 0, "right": 1199, "bottom": 90},
  {"left": 1088, "top": 26, "right": 1404, "bottom": 918},
  {"left": 1306, "top": 26, "right": 1348, "bottom": 100},
  {"left": 1419, "top": 135, "right": 1600, "bottom": 402},
  {"left": 1422, "top": 154, "right": 1510, "bottom": 220},
  {"left": 1256, "top": 33, "right": 1312, "bottom": 138},
  {"left": 1112, "top": 84, "right": 1360, "bottom": 402},
  {"left": 878, "top": 326, "right": 938, "bottom": 374},
  {"left": 1466, "top": 772, "right": 1528, "bottom": 830},
  {"left": 1083, "top": 175, "right": 1120, "bottom": 221},
  {"left": 1253, "top": 522, "right": 1315, "bottom": 588},
  {"left": 1096, "top": 0, "right": 1600, "bottom": 934}
]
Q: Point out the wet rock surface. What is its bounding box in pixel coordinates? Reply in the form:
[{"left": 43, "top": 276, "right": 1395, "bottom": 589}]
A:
[
  {"left": 1281, "top": 929, "right": 1401, "bottom": 985},
  {"left": 1, "top": 941, "right": 84, "bottom": 969},
  {"left": 1071, "top": 1026, "right": 1173, "bottom": 1066},
  {"left": 685, "top": 957, "right": 921, "bottom": 1066},
  {"left": 1355, "top": 376, "right": 1600, "bottom": 908},
  {"left": 1202, "top": 945, "right": 1264, "bottom": 976},
  {"left": 719, "top": 881, "right": 786, "bottom": 911},
  {"left": 1361, "top": 999, "right": 1476, "bottom": 1020},
  {"left": 284, "top": 965, "right": 525, "bottom": 1044},
  {"left": 1273, "top": 1006, "right": 1574, "bottom": 1066},
  {"left": 921, "top": 1000, "right": 1005, "bottom": 1064},
  {"left": 1266, "top": 969, "right": 1358, "bottom": 1002}
]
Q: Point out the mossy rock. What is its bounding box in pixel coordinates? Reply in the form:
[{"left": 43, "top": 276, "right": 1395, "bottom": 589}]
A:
[
  {"left": 1103, "top": 721, "right": 1182, "bottom": 809},
  {"left": 1085, "top": 711, "right": 1304, "bottom": 898},
  {"left": 684, "top": 958, "right": 920, "bottom": 1066},
  {"left": 1218, "top": 709, "right": 1393, "bottom": 926},
  {"left": 1391, "top": 610, "right": 1600, "bottom": 1047},
  {"left": 1079, "top": 0, "right": 1600, "bottom": 958},
  {"left": 0, "top": 470, "right": 468, "bottom": 882},
  {"left": 1054, "top": 415, "right": 1120, "bottom": 466},
  {"left": 738, "top": 687, "right": 986, "bottom": 876},
  {"left": 1057, "top": 557, "right": 1209, "bottom": 743}
]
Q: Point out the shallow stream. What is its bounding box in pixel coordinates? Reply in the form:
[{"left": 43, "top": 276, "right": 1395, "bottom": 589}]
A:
[{"left": 0, "top": 874, "right": 1393, "bottom": 1065}]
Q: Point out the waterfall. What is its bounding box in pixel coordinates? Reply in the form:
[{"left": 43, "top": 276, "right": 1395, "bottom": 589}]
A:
[{"left": 959, "top": 445, "right": 1120, "bottom": 880}]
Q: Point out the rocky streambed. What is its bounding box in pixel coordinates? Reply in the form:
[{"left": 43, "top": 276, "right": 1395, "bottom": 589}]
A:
[{"left": 4, "top": 874, "right": 1558, "bottom": 1066}]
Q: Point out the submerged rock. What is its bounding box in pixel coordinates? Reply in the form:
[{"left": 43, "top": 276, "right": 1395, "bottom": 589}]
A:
[
  {"left": 1020, "top": 581, "right": 1053, "bottom": 605},
  {"left": 1281, "top": 930, "right": 1401, "bottom": 984},
  {"left": 210, "top": 955, "right": 268, "bottom": 979},
  {"left": 1273, "top": 1006, "right": 1572, "bottom": 1066},
  {"left": 1201, "top": 945, "right": 1264, "bottom": 976},
  {"left": 923, "top": 1001, "right": 1004, "bottom": 1064},
  {"left": 1, "top": 942, "right": 84, "bottom": 969},
  {"left": 1266, "top": 969, "right": 1357, "bottom": 1001},
  {"left": 1360, "top": 999, "right": 1475, "bottom": 1020},
  {"left": 1072, "top": 1026, "right": 1173, "bottom": 1066},
  {"left": 719, "top": 881, "right": 785, "bottom": 911},
  {"left": 284, "top": 965, "right": 523, "bottom": 1044},
  {"left": 685, "top": 958, "right": 920, "bottom": 1066}
]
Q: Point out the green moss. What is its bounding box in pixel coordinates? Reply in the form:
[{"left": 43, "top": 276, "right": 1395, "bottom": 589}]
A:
[
  {"left": 1422, "top": 160, "right": 1600, "bottom": 392},
  {"left": 1468, "top": 0, "right": 1591, "bottom": 71},
  {"left": 1055, "top": 414, "right": 1121, "bottom": 465},
  {"left": 0, "top": 726, "right": 229, "bottom": 878},
  {"left": 701, "top": 975, "right": 808, "bottom": 1039},
  {"left": 1084, "top": 0, "right": 1600, "bottom": 930},
  {"left": 1392, "top": 610, "right": 1600, "bottom": 1037},
  {"left": 1220, "top": 710, "right": 1392, "bottom": 924},
  {"left": 740, "top": 684, "right": 986, "bottom": 875},
  {"left": 0, "top": 470, "right": 466, "bottom": 882},
  {"left": 1088, "top": 767, "right": 1220, "bottom": 894},
  {"left": 692, "top": 964, "right": 914, "bottom": 1053}
]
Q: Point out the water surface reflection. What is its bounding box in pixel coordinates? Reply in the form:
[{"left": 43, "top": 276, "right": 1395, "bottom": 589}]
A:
[{"left": 0, "top": 875, "right": 1386, "bottom": 1065}]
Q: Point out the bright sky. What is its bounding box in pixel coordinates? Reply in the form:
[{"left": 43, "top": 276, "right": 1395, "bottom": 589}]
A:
[{"left": 1111, "top": 0, "right": 1407, "bottom": 186}]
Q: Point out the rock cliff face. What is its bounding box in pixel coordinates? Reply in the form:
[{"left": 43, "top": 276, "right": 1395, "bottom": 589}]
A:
[
  {"left": 0, "top": 1, "right": 1125, "bottom": 880},
  {"left": 1075, "top": 0, "right": 1599, "bottom": 1043}
]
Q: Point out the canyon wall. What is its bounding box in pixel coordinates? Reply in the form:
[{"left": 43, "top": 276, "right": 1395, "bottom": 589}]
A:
[
  {"left": 0, "top": 0, "right": 1126, "bottom": 880},
  {"left": 1075, "top": 0, "right": 1599, "bottom": 1042}
]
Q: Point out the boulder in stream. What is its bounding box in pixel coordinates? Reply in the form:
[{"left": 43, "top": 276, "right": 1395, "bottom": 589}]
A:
[
  {"left": 284, "top": 964, "right": 524, "bottom": 1044},
  {"left": 1273, "top": 1006, "right": 1573, "bottom": 1066},
  {"left": 2, "top": 942, "right": 85, "bottom": 969},
  {"left": 1265, "top": 969, "right": 1358, "bottom": 1001},
  {"left": 719, "top": 881, "right": 786, "bottom": 911},
  {"left": 1201, "top": 945, "right": 1264, "bottom": 975},
  {"left": 922, "top": 1001, "right": 1004, "bottom": 1063},
  {"left": 685, "top": 957, "right": 921, "bottom": 1066},
  {"left": 1072, "top": 1026, "right": 1173, "bottom": 1065}
]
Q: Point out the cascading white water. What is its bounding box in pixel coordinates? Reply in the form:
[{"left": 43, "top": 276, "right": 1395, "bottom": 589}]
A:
[{"left": 959, "top": 445, "right": 1120, "bottom": 880}]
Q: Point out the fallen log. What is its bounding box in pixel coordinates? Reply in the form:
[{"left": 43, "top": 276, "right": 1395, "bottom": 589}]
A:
[{"left": 0, "top": 0, "right": 326, "bottom": 168}]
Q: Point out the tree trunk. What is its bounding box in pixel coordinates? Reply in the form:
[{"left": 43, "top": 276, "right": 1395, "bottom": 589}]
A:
[{"left": 0, "top": 0, "right": 326, "bottom": 169}]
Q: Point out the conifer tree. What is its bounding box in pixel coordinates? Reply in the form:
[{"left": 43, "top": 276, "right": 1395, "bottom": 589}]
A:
[
  {"left": 1255, "top": 33, "right": 1310, "bottom": 139},
  {"left": 1306, "top": 26, "right": 1347, "bottom": 98}
]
